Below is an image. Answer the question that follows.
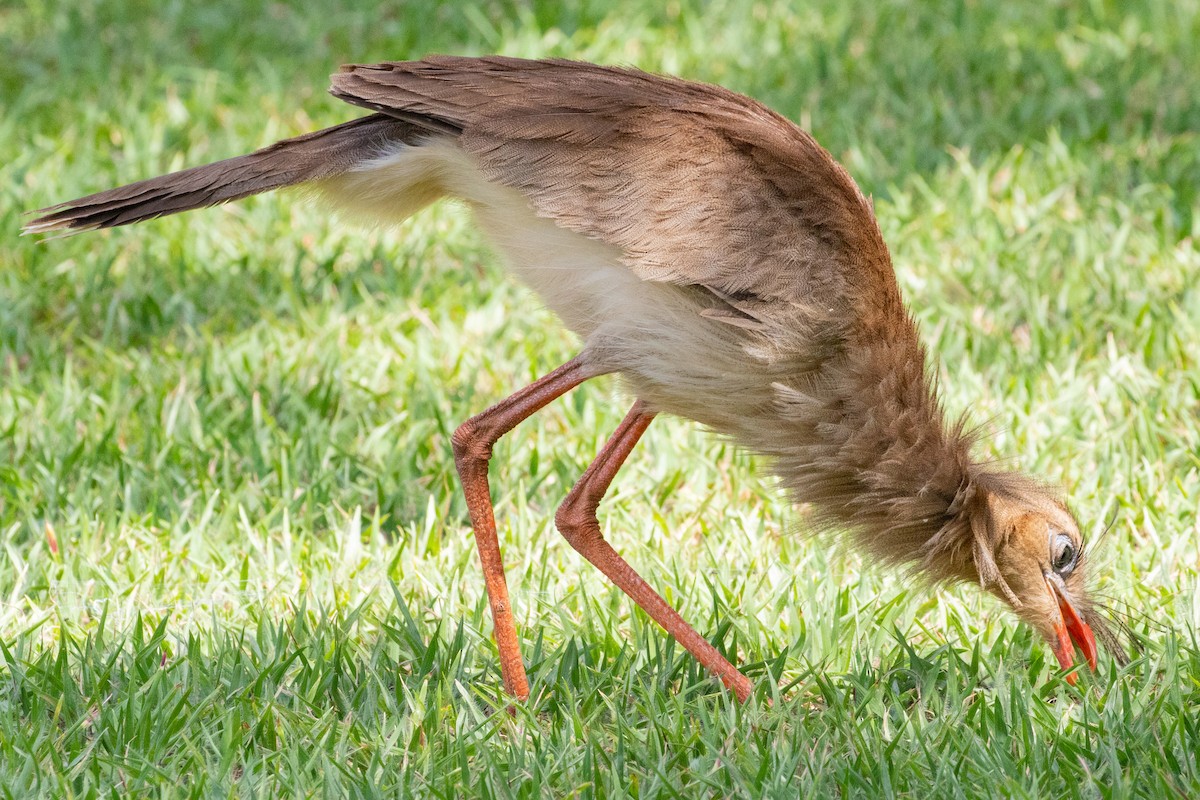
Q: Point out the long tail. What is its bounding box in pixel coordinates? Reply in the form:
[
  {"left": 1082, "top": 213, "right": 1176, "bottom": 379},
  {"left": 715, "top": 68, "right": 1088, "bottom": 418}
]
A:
[{"left": 23, "top": 113, "right": 422, "bottom": 235}]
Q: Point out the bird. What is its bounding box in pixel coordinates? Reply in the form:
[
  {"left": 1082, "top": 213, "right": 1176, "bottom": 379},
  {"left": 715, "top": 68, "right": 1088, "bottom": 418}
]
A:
[{"left": 24, "top": 55, "right": 1123, "bottom": 702}]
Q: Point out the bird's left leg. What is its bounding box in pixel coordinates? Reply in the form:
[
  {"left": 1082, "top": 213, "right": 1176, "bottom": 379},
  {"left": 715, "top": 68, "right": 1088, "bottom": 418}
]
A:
[{"left": 554, "top": 401, "right": 755, "bottom": 702}]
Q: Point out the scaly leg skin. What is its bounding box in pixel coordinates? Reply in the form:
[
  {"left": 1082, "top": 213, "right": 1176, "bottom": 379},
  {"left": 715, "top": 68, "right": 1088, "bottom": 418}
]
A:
[
  {"left": 452, "top": 356, "right": 593, "bottom": 701},
  {"left": 555, "top": 401, "right": 755, "bottom": 702}
]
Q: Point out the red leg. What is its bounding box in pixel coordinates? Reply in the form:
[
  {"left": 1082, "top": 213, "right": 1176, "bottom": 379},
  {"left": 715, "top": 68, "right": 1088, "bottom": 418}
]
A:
[
  {"left": 555, "top": 401, "right": 755, "bottom": 702},
  {"left": 452, "top": 356, "right": 593, "bottom": 700}
]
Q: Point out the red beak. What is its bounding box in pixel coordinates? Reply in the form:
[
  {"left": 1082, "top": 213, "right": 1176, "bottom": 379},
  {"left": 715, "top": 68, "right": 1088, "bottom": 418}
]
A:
[{"left": 1045, "top": 576, "right": 1098, "bottom": 684}]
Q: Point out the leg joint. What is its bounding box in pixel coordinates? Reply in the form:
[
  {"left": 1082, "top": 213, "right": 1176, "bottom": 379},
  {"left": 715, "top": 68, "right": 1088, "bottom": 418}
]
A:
[
  {"left": 555, "top": 494, "right": 601, "bottom": 550},
  {"left": 451, "top": 418, "right": 491, "bottom": 466}
]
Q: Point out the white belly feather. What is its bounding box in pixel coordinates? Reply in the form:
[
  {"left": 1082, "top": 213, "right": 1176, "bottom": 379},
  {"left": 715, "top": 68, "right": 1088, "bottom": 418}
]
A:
[{"left": 317, "top": 138, "right": 771, "bottom": 434}]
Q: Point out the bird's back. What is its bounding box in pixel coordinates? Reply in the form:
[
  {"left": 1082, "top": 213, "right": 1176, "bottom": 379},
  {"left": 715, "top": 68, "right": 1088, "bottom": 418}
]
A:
[{"left": 333, "top": 57, "right": 902, "bottom": 329}]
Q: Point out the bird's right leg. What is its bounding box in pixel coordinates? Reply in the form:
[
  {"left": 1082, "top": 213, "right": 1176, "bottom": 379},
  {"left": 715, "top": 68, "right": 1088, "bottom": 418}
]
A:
[
  {"left": 555, "top": 401, "right": 755, "bottom": 702},
  {"left": 451, "top": 355, "right": 595, "bottom": 701}
]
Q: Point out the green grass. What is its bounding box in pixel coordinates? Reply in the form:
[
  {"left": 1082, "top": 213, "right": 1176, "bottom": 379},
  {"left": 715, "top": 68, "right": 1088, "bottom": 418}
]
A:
[{"left": 2, "top": 0, "right": 1199, "bottom": 796}]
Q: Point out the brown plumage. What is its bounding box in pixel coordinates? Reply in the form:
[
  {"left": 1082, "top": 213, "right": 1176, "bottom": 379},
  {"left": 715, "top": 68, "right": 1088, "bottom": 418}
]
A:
[{"left": 25, "top": 55, "right": 1123, "bottom": 701}]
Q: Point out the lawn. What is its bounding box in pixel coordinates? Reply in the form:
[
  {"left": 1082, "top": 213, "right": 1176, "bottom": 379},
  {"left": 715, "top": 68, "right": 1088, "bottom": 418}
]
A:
[{"left": 2, "top": 0, "right": 1198, "bottom": 796}]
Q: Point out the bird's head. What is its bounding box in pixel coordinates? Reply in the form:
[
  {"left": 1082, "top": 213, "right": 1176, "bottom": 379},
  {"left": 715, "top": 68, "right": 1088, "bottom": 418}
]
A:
[{"left": 955, "top": 474, "right": 1124, "bottom": 682}]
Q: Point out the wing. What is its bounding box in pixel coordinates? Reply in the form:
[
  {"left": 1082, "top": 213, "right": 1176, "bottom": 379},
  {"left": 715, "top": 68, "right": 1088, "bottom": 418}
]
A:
[{"left": 330, "top": 56, "right": 897, "bottom": 328}]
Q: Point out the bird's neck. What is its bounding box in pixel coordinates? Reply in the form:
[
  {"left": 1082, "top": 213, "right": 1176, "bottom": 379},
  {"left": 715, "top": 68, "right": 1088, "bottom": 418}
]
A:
[{"left": 764, "top": 325, "right": 981, "bottom": 578}]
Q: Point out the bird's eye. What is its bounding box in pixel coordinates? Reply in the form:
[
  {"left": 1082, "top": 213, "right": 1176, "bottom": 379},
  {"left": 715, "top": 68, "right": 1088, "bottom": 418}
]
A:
[{"left": 1051, "top": 533, "right": 1077, "bottom": 574}]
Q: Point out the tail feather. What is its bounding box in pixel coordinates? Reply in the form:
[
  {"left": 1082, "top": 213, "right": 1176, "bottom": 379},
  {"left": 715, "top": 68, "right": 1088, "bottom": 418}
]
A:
[{"left": 23, "top": 113, "right": 423, "bottom": 235}]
